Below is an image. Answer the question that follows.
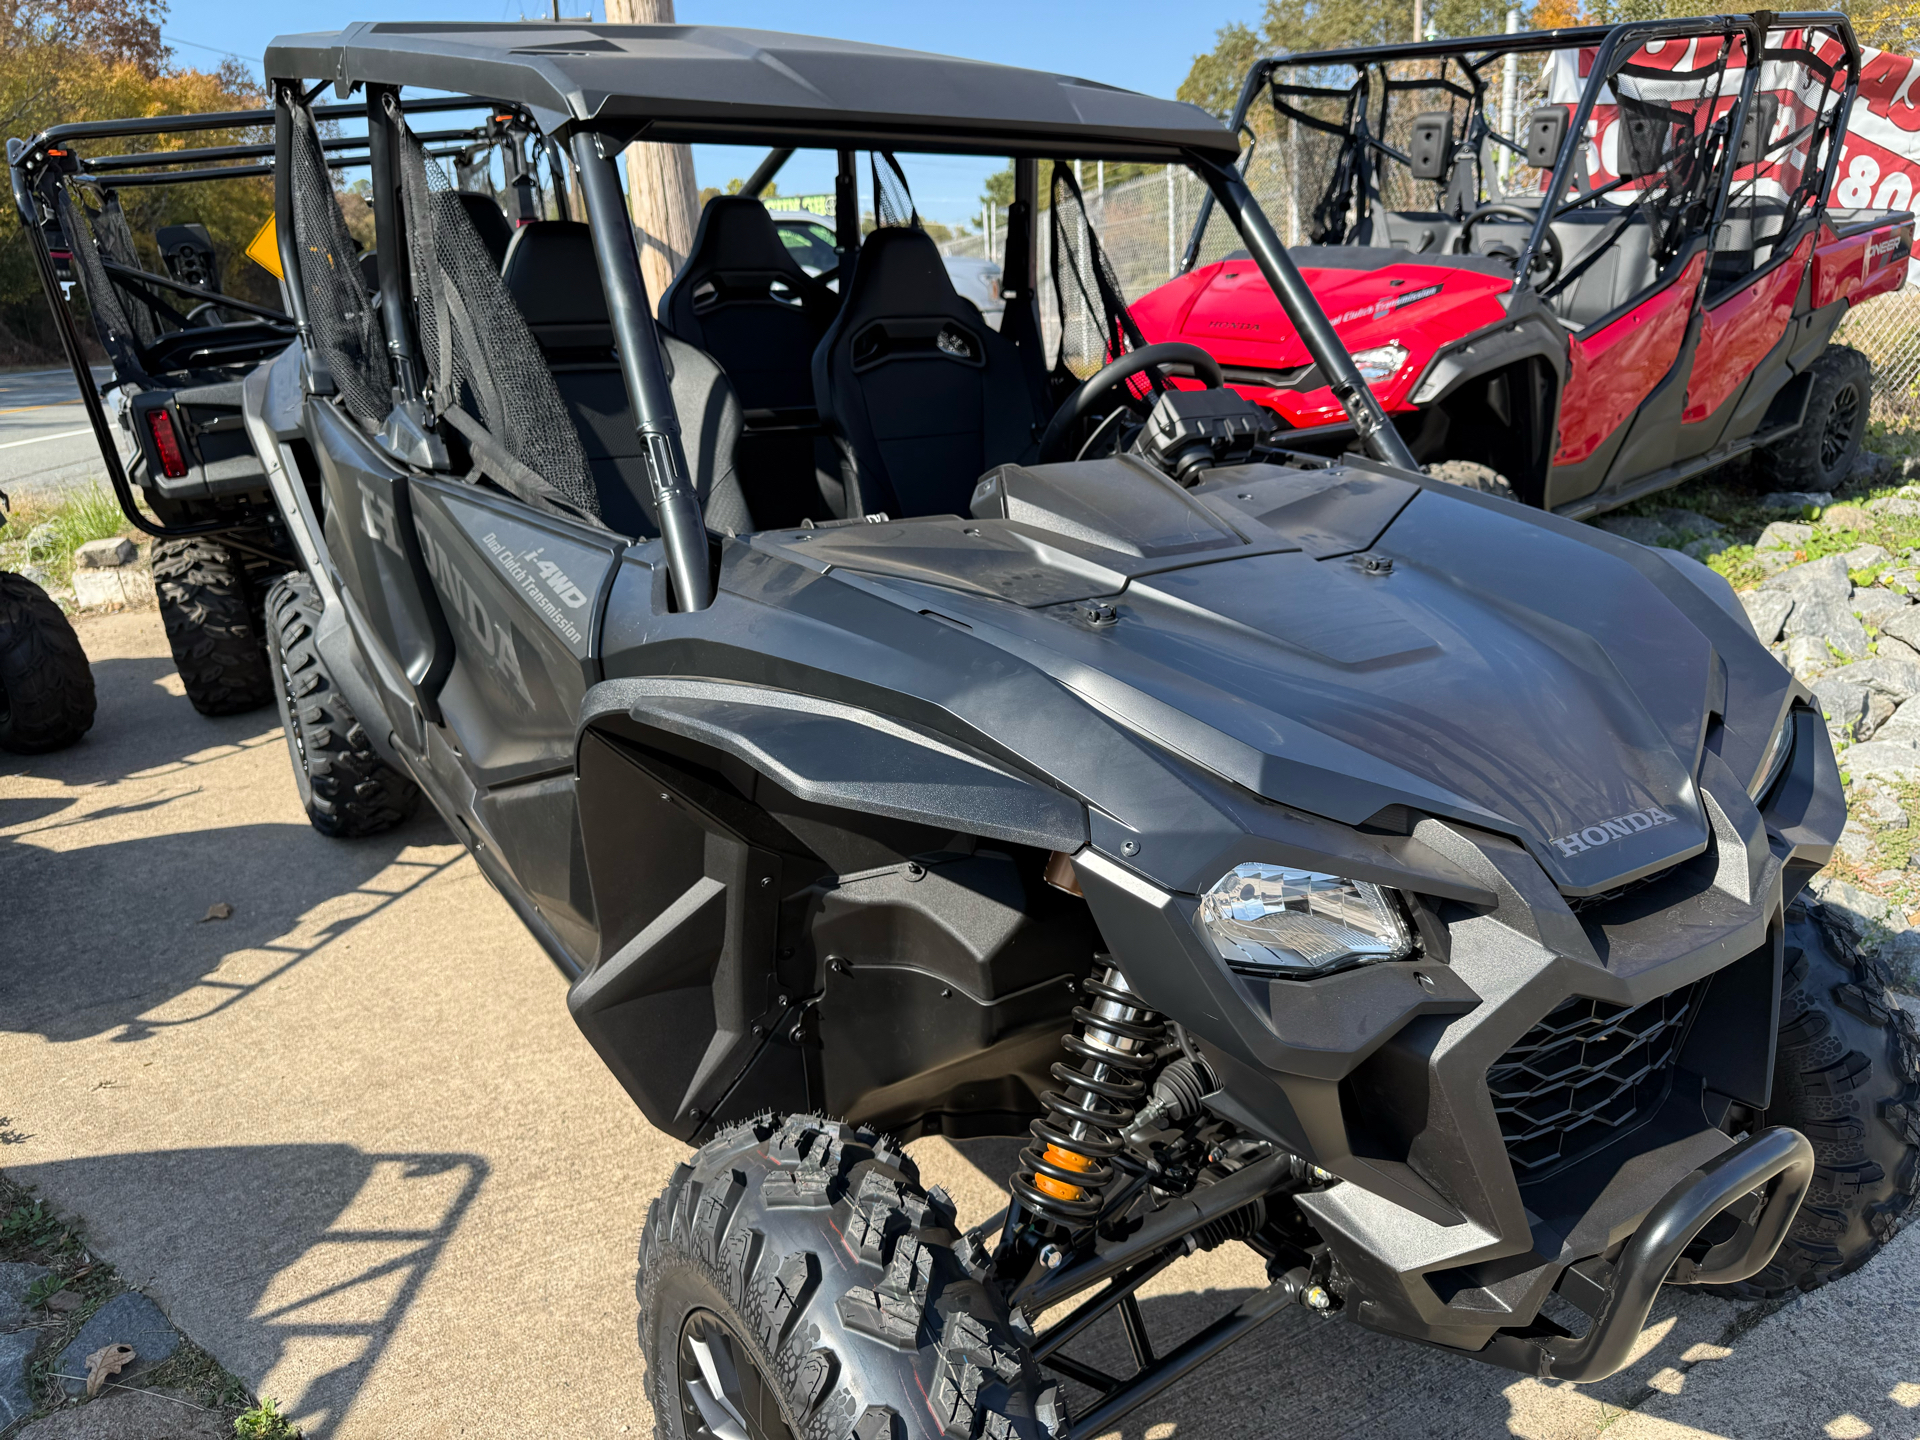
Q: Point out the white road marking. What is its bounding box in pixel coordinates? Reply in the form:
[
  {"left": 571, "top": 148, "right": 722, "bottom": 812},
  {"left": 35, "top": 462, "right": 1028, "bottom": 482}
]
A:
[{"left": 0, "top": 427, "right": 94, "bottom": 451}]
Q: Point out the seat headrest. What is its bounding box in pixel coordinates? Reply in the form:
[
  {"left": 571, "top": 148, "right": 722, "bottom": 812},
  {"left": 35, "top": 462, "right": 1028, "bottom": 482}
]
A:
[
  {"left": 456, "top": 191, "right": 515, "bottom": 270},
  {"left": 501, "top": 220, "right": 610, "bottom": 335},
  {"left": 840, "top": 226, "right": 962, "bottom": 316},
  {"left": 688, "top": 196, "right": 802, "bottom": 272}
]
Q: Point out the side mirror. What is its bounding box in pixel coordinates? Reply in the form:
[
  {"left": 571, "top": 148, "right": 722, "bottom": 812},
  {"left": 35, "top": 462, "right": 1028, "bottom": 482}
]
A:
[
  {"left": 1526, "top": 106, "right": 1568, "bottom": 169},
  {"left": 1409, "top": 111, "right": 1455, "bottom": 182}
]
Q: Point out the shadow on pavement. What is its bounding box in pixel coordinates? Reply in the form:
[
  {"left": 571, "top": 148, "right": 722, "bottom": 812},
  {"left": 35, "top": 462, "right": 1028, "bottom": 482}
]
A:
[{"left": 9, "top": 1145, "right": 486, "bottom": 1439}]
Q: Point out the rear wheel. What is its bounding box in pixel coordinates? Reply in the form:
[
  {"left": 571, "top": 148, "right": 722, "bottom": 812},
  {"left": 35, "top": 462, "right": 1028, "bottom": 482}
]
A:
[
  {"left": 639, "top": 1113, "right": 1062, "bottom": 1439},
  {"left": 1714, "top": 896, "right": 1919, "bottom": 1299},
  {"left": 1754, "top": 346, "right": 1871, "bottom": 493},
  {"left": 0, "top": 571, "right": 95, "bottom": 753},
  {"left": 265, "top": 574, "right": 419, "bottom": 838},
  {"left": 152, "top": 536, "right": 276, "bottom": 716},
  {"left": 1424, "top": 460, "right": 1518, "bottom": 501}
]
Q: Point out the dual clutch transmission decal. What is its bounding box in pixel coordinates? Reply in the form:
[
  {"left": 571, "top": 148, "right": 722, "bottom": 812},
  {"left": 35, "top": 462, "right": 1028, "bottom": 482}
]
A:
[{"left": 479, "top": 532, "right": 589, "bottom": 651}]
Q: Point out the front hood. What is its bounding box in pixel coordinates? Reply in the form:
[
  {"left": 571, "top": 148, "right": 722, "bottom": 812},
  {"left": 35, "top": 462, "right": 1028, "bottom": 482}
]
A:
[
  {"left": 1131, "top": 251, "right": 1509, "bottom": 425},
  {"left": 751, "top": 460, "right": 1768, "bottom": 894}
]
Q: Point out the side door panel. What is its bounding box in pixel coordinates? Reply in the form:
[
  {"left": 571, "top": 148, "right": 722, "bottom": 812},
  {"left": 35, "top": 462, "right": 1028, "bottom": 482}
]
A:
[
  {"left": 307, "top": 398, "right": 441, "bottom": 753},
  {"left": 1678, "top": 234, "right": 1813, "bottom": 454},
  {"left": 1545, "top": 252, "right": 1706, "bottom": 507},
  {"left": 408, "top": 478, "right": 625, "bottom": 965}
]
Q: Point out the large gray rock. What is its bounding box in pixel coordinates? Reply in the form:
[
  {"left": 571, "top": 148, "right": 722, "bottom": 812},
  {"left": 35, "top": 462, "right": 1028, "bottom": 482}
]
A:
[
  {"left": 1741, "top": 589, "right": 1795, "bottom": 643},
  {"left": 1785, "top": 635, "right": 1835, "bottom": 679},
  {"left": 1842, "top": 543, "right": 1894, "bottom": 571},
  {"left": 1875, "top": 699, "right": 1920, "bottom": 749},
  {"left": 1881, "top": 605, "right": 1919, "bottom": 652},
  {"left": 1843, "top": 740, "right": 1918, "bottom": 787},
  {"left": 1814, "top": 678, "right": 1872, "bottom": 740},
  {"left": 1849, "top": 450, "right": 1895, "bottom": 485},
  {"left": 1758, "top": 493, "right": 1833, "bottom": 513},
  {"left": 52, "top": 1293, "right": 179, "bottom": 1399},
  {"left": 1878, "top": 634, "right": 1920, "bottom": 669},
  {"left": 1855, "top": 588, "right": 1914, "bottom": 628},
  {"left": 1765, "top": 553, "right": 1852, "bottom": 607},
  {"left": 1868, "top": 494, "right": 1918, "bottom": 518},
  {"left": 1684, "top": 534, "right": 1732, "bottom": 562},
  {"left": 0, "top": 1329, "right": 35, "bottom": 1430},
  {"left": 1784, "top": 595, "right": 1871, "bottom": 659},
  {"left": 1756, "top": 520, "right": 1815, "bottom": 555},
  {"left": 1826, "top": 655, "right": 1919, "bottom": 704},
  {"left": 0, "top": 1263, "right": 51, "bottom": 1332},
  {"left": 1811, "top": 877, "right": 1918, "bottom": 988},
  {"left": 1596, "top": 514, "right": 1668, "bottom": 546}
]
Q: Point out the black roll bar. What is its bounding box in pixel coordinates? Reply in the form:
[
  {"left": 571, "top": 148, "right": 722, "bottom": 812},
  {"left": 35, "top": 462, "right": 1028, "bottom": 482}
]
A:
[
  {"left": 1189, "top": 152, "right": 1421, "bottom": 471},
  {"left": 4, "top": 141, "right": 228, "bottom": 540},
  {"left": 570, "top": 130, "right": 712, "bottom": 612}
]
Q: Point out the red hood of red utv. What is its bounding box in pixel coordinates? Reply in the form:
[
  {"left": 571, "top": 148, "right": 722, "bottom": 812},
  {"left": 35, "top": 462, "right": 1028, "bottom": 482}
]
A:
[{"left": 1131, "top": 257, "right": 1510, "bottom": 426}]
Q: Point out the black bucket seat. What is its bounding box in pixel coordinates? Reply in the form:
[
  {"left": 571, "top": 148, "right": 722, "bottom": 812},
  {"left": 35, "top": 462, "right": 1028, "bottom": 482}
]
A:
[
  {"left": 657, "top": 196, "right": 836, "bottom": 418},
  {"left": 500, "top": 221, "right": 750, "bottom": 537},
  {"left": 812, "top": 226, "right": 1041, "bottom": 518}
]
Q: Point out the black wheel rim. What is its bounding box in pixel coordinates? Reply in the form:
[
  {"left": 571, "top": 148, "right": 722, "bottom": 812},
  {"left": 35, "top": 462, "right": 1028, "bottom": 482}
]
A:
[
  {"left": 1821, "top": 380, "right": 1861, "bottom": 471},
  {"left": 676, "top": 1309, "right": 792, "bottom": 1440}
]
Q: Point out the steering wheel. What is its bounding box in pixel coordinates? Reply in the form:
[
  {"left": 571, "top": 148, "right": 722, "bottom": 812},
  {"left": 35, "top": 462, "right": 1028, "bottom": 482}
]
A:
[
  {"left": 1037, "top": 341, "right": 1225, "bottom": 464},
  {"left": 1455, "top": 205, "right": 1563, "bottom": 289}
]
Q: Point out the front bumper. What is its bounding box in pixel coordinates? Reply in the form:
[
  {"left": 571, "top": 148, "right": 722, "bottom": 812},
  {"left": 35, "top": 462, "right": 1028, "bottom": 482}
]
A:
[{"left": 1073, "top": 705, "right": 1841, "bottom": 1375}]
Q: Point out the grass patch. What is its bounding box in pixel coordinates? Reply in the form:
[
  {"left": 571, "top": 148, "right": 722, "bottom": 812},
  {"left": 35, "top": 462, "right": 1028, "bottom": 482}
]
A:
[
  {"left": 0, "top": 485, "right": 140, "bottom": 593},
  {"left": 0, "top": 1169, "right": 294, "bottom": 1438}
]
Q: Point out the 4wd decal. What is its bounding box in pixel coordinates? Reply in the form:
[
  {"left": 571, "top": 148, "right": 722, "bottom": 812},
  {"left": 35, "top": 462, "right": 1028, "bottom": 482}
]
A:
[
  {"left": 479, "top": 533, "right": 588, "bottom": 649},
  {"left": 1330, "top": 283, "right": 1444, "bottom": 328},
  {"left": 1550, "top": 805, "right": 1678, "bottom": 858}
]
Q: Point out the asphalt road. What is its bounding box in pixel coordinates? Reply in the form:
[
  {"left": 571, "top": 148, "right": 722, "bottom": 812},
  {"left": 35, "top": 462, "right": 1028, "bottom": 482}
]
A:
[
  {"left": 0, "top": 605, "right": 1915, "bottom": 1440},
  {"left": 0, "top": 366, "right": 116, "bottom": 500}
]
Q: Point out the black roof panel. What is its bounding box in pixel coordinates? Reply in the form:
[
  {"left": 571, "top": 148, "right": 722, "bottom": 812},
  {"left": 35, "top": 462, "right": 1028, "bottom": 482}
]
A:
[{"left": 264, "top": 23, "right": 1239, "bottom": 161}]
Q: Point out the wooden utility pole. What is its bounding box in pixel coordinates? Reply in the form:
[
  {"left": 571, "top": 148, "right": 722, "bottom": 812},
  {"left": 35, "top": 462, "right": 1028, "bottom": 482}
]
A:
[{"left": 604, "top": 0, "right": 698, "bottom": 301}]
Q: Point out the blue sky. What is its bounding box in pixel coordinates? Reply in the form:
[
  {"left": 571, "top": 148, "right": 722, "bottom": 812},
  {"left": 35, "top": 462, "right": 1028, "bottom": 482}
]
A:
[{"left": 156, "top": 0, "right": 1248, "bottom": 224}]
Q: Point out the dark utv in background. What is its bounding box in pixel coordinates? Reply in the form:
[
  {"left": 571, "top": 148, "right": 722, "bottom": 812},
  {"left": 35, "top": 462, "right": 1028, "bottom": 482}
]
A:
[{"left": 56, "top": 15, "right": 1902, "bottom": 1437}]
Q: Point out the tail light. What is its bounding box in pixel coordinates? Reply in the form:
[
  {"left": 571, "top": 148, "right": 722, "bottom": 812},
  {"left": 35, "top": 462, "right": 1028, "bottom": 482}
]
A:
[{"left": 147, "top": 409, "right": 189, "bottom": 478}]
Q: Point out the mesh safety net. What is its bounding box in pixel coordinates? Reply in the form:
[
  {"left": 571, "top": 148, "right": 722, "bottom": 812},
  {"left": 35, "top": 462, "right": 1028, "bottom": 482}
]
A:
[
  {"left": 56, "top": 187, "right": 143, "bottom": 362},
  {"left": 290, "top": 103, "right": 391, "bottom": 431},
  {"left": 1046, "top": 162, "right": 1156, "bottom": 397},
  {"left": 870, "top": 152, "right": 920, "bottom": 230},
  {"left": 393, "top": 103, "right": 597, "bottom": 522}
]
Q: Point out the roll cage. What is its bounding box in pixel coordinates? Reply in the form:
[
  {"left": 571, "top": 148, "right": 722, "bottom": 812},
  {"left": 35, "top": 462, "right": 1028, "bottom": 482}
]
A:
[
  {"left": 254, "top": 22, "right": 1426, "bottom": 625},
  {"left": 6, "top": 98, "right": 553, "bottom": 539},
  {"left": 1183, "top": 13, "right": 1860, "bottom": 318}
]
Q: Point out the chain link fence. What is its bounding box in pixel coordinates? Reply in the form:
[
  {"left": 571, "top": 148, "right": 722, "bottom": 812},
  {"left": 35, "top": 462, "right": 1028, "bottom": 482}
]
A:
[{"left": 939, "top": 164, "right": 1920, "bottom": 426}]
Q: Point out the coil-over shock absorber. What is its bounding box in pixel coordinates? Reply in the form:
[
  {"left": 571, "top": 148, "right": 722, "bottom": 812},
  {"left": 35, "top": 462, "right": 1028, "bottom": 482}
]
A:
[{"left": 1010, "top": 962, "right": 1163, "bottom": 1231}]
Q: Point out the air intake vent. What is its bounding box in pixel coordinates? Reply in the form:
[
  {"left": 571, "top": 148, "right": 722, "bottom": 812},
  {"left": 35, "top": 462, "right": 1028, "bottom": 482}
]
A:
[{"left": 1488, "top": 983, "right": 1701, "bottom": 1179}]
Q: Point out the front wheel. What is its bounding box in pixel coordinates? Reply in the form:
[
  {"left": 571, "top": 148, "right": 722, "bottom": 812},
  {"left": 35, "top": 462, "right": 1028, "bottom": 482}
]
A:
[
  {"left": 265, "top": 574, "right": 419, "bottom": 838},
  {"left": 1713, "top": 896, "right": 1919, "bottom": 1299},
  {"left": 639, "top": 1113, "right": 1063, "bottom": 1438}
]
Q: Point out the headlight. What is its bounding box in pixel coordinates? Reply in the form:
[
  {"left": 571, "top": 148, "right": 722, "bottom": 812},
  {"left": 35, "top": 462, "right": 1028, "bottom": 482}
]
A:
[
  {"left": 1750, "top": 712, "right": 1795, "bottom": 801},
  {"left": 1198, "top": 862, "right": 1414, "bottom": 979},
  {"left": 1349, "top": 343, "right": 1409, "bottom": 385}
]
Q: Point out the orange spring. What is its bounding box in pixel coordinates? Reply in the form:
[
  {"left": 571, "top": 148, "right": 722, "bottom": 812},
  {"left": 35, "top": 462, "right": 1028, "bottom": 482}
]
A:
[{"left": 1032, "top": 1143, "right": 1098, "bottom": 1201}]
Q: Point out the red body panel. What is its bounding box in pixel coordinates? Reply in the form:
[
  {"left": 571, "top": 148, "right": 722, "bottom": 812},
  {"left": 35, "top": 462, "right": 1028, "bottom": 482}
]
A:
[
  {"left": 1552, "top": 254, "right": 1704, "bottom": 467},
  {"left": 1684, "top": 236, "right": 1813, "bottom": 424},
  {"left": 1130, "top": 257, "right": 1510, "bottom": 425},
  {"left": 1812, "top": 216, "right": 1914, "bottom": 309}
]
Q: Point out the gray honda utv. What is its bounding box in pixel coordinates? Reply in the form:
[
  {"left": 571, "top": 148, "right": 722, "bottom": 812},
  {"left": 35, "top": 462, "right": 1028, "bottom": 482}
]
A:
[{"left": 242, "top": 21, "right": 1915, "bottom": 1438}]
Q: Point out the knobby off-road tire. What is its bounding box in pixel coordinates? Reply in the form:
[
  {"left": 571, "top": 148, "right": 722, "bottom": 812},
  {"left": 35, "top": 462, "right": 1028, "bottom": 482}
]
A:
[
  {"left": 639, "top": 1113, "right": 1063, "bottom": 1439},
  {"left": 0, "top": 570, "right": 95, "bottom": 753},
  {"left": 1754, "top": 345, "right": 1871, "bottom": 494},
  {"left": 1424, "top": 460, "right": 1519, "bottom": 501},
  {"left": 151, "top": 536, "right": 276, "bottom": 716},
  {"left": 265, "top": 574, "right": 419, "bottom": 838},
  {"left": 1714, "top": 896, "right": 1919, "bottom": 1299}
]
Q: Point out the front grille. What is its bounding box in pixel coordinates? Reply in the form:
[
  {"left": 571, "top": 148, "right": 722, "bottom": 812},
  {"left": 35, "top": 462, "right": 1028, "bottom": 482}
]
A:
[{"left": 1488, "top": 984, "right": 1701, "bottom": 1179}]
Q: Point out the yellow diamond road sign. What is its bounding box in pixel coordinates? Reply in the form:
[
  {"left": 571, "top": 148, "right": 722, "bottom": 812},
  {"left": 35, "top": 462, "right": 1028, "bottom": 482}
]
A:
[{"left": 244, "top": 213, "right": 282, "bottom": 279}]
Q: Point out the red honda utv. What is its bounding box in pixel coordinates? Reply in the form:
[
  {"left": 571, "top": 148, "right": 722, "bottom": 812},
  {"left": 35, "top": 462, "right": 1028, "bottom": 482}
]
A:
[{"left": 1134, "top": 14, "right": 1913, "bottom": 513}]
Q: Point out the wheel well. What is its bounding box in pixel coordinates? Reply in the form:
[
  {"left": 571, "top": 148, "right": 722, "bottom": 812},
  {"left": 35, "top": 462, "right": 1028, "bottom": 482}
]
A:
[{"left": 1413, "top": 356, "right": 1558, "bottom": 506}]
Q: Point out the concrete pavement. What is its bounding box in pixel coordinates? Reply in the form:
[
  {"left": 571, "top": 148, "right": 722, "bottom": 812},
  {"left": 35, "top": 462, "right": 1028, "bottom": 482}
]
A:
[
  {"left": 0, "top": 367, "right": 116, "bottom": 499},
  {"left": 0, "top": 604, "right": 1914, "bottom": 1439}
]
